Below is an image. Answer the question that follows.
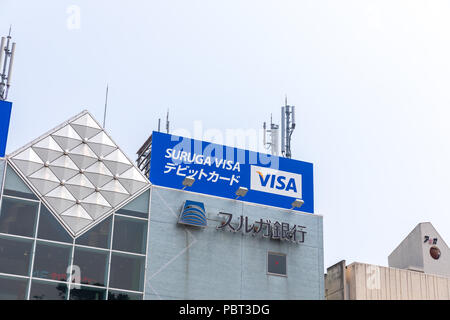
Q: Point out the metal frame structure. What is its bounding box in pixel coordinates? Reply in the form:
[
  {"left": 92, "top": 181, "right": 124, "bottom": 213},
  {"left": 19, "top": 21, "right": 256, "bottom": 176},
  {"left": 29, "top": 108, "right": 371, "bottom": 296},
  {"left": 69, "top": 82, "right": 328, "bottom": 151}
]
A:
[
  {"left": 263, "top": 114, "right": 280, "bottom": 156},
  {"left": 136, "top": 134, "right": 152, "bottom": 178},
  {"left": 281, "top": 98, "right": 296, "bottom": 159}
]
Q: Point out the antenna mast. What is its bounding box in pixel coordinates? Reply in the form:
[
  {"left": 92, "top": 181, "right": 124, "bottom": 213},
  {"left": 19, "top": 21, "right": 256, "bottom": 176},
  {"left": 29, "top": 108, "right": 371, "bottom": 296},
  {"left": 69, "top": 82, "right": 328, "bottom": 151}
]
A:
[
  {"left": 103, "top": 84, "right": 109, "bottom": 128},
  {"left": 263, "top": 113, "right": 280, "bottom": 156},
  {"left": 281, "top": 96, "right": 296, "bottom": 159},
  {"left": 0, "top": 26, "right": 16, "bottom": 101},
  {"left": 166, "top": 109, "right": 170, "bottom": 134}
]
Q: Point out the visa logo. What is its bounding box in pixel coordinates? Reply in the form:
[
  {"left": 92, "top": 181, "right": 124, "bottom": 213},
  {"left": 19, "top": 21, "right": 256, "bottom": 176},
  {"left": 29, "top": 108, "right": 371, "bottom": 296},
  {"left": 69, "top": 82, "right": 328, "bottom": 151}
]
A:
[{"left": 250, "top": 165, "right": 302, "bottom": 198}]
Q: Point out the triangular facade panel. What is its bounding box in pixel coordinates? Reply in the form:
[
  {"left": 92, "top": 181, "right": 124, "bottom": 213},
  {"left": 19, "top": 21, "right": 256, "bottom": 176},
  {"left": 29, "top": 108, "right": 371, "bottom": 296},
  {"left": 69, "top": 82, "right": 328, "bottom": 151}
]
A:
[{"left": 8, "top": 110, "right": 151, "bottom": 236}]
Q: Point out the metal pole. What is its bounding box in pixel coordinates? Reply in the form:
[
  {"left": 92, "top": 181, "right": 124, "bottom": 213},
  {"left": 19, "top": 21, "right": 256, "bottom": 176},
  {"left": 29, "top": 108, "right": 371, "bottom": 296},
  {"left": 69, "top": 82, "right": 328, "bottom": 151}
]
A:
[
  {"left": 0, "top": 37, "right": 5, "bottom": 76},
  {"left": 103, "top": 84, "right": 109, "bottom": 128},
  {"left": 4, "top": 42, "right": 15, "bottom": 100}
]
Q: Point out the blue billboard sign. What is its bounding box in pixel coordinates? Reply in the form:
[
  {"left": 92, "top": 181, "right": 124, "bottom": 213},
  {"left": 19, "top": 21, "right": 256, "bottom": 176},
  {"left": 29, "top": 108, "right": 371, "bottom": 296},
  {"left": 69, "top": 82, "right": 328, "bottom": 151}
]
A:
[
  {"left": 149, "top": 131, "right": 314, "bottom": 213},
  {"left": 0, "top": 100, "right": 12, "bottom": 158}
]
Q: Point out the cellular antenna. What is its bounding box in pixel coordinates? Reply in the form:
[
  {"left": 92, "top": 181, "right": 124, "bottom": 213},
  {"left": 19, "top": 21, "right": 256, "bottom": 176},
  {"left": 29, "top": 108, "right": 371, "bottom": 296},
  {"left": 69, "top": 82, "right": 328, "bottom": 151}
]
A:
[
  {"left": 166, "top": 109, "right": 170, "bottom": 134},
  {"left": 103, "top": 84, "right": 109, "bottom": 128},
  {"left": 0, "top": 26, "right": 16, "bottom": 101},
  {"left": 263, "top": 113, "right": 280, "bottom": 156},
  {"left": 281, "top": 96, "right": 296, "bottom": 159}
]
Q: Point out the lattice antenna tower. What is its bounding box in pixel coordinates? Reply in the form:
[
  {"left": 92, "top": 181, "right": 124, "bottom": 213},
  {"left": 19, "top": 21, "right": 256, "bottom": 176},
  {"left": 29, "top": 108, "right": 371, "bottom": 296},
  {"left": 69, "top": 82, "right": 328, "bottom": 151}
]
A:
[
  {"left": 281, "top": 96, "right": 296, "bottom": 159},
  {"left": 263, "top": 114, "right": 280, "bottom": 156}
]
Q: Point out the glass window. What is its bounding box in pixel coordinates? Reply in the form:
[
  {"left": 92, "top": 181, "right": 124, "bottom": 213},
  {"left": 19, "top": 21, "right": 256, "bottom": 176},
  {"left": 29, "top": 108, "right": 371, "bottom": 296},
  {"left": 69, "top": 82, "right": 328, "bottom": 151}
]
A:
[
  {"left": 112, "top": 216, "right": 147, "bottom": 254},
  {"left": 75, "top": 216, "right": 112, "bottom": 249},
  {"left": 29, "top": 280, "right": 68, "bottom": 300},
  {"left": 69, "top": 285, "right": 106, "bottom": 300},
  {"left": 0, "top": 197, "right": 39, "bottom": 237},
  {"left": 37, "top": 205, "right": 72, "bottom": 243},
  {"left": 116, "top": 190, "right": 149, "bottom": 219},
  {"left": 267, "top": 252, "right": 287, "bottom": 276},
  {"left": 0, "top": 275, "right": 29, "bottom": 300},
  {"left": 109, "top": 253, "right": 145, "bottom": 292},
  {"left": 0, "top": 236, "right": 33, "bottom": 276},
  {"left": 3, "top": 165, "right": 38, "bottom": 200},
  {"left": 73, "top": 247, "right": 108, "bottom": 287},
  {"left": 33, "top": 242, "right": 72, "bottom": 282},
  {"left": 108, "top": 290, "right": 143, "bottom": 300}
]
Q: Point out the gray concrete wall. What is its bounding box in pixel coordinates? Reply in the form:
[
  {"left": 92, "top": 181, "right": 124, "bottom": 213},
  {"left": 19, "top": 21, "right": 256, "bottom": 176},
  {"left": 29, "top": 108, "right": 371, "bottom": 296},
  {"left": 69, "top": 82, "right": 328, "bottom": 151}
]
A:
[
  {"left": 388, "top": 224, "right": 424, "bottom": 272},
  {"left": 345, "top": 262, "right": 450, "bottom": 300},
  {"left": 325, "top": 260, "right": 346, "bottom": 300},
  {"left": 388, "top": 223, "right": 450, "bottom": 277},
  {"left": 144, "top": 186, "right": 324, "bottom": 300}
]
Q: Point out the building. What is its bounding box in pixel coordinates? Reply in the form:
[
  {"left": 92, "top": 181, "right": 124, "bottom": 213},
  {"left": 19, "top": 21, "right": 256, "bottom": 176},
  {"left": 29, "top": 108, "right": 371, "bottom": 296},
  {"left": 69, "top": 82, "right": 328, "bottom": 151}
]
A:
[
  {"left": 0, "top": 110, "right": 324, "bottom": 300},
  {"left": 325, "top": 223, "right": 450, "bottom": 300}
]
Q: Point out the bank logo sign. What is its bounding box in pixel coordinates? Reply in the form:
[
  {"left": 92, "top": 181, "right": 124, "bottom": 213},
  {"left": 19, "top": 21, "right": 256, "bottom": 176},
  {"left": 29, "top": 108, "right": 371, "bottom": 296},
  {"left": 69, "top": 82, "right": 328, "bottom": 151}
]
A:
[
  {"left": 149, "top": 131, "right": 314, "bottom": 213},
  {"left": 250, "top": 165, "right": 302, "bottom": 198},
  {"left": 179, "top": 200, "right": 207, "bottom": 227}
]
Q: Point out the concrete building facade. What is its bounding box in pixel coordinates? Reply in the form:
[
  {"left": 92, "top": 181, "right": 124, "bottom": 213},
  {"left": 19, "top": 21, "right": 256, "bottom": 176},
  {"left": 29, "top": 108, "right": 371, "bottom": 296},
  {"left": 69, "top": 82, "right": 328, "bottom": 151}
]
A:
[{"left": 145, "top": 186, "right": 324, "bottom": 300}]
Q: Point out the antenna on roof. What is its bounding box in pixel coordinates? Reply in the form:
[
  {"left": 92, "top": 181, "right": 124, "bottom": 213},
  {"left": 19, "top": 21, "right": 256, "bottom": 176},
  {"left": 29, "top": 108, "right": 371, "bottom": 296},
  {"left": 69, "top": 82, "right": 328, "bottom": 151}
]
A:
[
  {"left": 281, "top": 95, "right": 296, "bottom": 159},
  {"left": 0, "top": 26, "right": 16, "bottom": 101},
  {"left": 166, "top": 109, "right": 170, "bottom": 134},
  {"left": 263, "top": 113, "right": 280, "bottom": 156},
  {"left": 102, "top": 84, "right": 109, "bottom": 128}
]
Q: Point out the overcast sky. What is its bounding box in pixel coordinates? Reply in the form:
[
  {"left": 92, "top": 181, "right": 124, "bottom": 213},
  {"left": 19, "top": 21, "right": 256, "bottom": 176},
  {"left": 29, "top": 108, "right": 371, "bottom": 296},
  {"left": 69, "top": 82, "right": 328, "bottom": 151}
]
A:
[{"left": 2, "top": 0, "right": 450, "bottom": 270}]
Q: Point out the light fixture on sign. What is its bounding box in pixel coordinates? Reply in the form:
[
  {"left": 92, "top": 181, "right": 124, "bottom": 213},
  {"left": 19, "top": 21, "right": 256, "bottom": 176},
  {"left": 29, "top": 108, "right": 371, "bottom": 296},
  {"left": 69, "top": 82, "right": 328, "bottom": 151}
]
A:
[
  {"left": 182, "top": 177, "right": 195, "bottom": 190},
  {"left": 291, "top": 199, "right": 304, "bottom": 210},
  {"left": 235, "top": 187, "right": 248, "bottom": 200}
]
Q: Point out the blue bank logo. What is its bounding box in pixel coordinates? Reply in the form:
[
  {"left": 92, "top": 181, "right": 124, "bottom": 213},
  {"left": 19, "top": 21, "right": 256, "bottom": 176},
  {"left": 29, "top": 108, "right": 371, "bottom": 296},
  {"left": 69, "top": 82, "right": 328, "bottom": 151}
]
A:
[{"left": 178, "top": 200, "right": 207, "bottom": 227}]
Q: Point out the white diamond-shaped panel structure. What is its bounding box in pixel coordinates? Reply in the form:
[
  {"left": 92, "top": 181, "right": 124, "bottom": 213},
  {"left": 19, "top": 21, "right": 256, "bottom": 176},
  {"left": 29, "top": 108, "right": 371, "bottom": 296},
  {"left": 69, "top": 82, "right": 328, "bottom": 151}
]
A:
[{"left": 9, "top": 111, "right": 150, "bottom": 236}]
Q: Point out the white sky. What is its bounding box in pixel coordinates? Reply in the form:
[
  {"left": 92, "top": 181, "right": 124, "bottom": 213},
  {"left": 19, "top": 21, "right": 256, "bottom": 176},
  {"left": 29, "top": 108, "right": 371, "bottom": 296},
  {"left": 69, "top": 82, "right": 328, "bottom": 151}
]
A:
[{"left": 2, "top": 0, "right": 450, "bottom": 270}]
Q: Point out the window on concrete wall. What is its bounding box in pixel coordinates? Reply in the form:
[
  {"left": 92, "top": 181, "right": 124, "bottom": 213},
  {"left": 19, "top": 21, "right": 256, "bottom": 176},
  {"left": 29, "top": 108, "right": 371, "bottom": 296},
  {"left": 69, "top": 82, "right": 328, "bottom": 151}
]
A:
[{"left": 267, "top": 252, "right": 287, "bottom": 277}]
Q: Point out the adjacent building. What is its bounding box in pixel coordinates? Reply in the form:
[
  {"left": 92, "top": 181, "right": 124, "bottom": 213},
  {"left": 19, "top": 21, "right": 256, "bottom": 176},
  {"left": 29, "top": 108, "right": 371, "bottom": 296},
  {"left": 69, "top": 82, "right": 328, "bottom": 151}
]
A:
[{"left": 325, "top": 223, "right": 450, "bottom": 300}]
